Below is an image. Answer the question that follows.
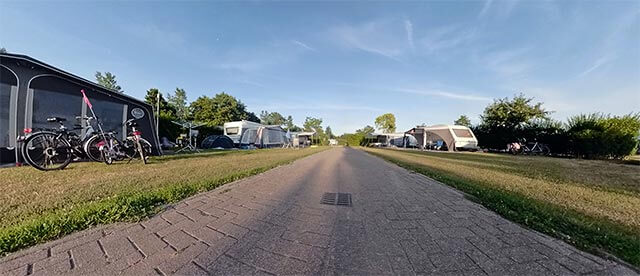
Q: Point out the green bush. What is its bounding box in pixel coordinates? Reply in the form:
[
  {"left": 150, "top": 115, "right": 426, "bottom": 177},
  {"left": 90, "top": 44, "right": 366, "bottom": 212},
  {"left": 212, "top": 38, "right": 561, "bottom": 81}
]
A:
[
  {"left": 158, "top": 113, "right": 182, "bottom": 141},
  {"left": 339, "top": 132, "right": 367, "bottom": 146},
  {"left": 567, "top": 113, "right": 640, "bottom": 159}
]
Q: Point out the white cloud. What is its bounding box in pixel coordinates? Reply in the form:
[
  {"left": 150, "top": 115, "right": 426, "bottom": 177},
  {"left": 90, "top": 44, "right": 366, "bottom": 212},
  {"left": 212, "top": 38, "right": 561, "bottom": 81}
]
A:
[
  {"left": 481, "top": 47, "right": 533, "bottom": 77},
  {"left": 256, "top": 103, "right": 384, "bottom": 112},
  {"left": 394, "top": 88, "right": 492, "bottom": 102},
  {"left": 477, "top": 0, "right": 519, "bottom": 19},
  {"left": 292, "top": 40, "right": 316, "bottom": 51},
  {"left": 123, "top": 23, "right": 187, "bottom": 51},
  {"left": 328, "top": 19, "right": 410, "bottom": 61},
  {"left": 404, "top": 19, "right": 415, "bottom": 50},
  {"left": 421, "top": 25, "right": 476, "bottom": 53},
  {"left": 577, "top": 55, "right": 614, "bottom": 77},
  {"left": 478, "top": 0, "right": 493, "bottom": 18},
  {"left": 212, "top": 40, "right": 306, "bottom": 72}
]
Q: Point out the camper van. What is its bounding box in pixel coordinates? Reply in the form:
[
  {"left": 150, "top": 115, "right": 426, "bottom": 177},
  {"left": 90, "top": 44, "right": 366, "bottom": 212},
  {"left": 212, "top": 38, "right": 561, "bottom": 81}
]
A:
[{"left": 223, "top": 120, "right": 263, "bottom": 145}]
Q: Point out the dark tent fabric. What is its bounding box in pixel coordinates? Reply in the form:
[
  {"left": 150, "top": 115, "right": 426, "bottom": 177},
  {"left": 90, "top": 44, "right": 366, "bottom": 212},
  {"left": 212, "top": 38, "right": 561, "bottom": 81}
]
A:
[
  {"left": 1, "top": 53, "right": 161, "bottom": 166},
  {"left": 201, "top": 135, "right": 234, "bottom": 149}
]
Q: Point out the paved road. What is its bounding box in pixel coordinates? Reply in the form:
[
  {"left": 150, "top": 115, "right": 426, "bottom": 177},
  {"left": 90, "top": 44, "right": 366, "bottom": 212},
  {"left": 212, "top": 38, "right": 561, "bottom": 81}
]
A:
[{"left": 1, "top": 148, "right": 636, "bottom": 275}]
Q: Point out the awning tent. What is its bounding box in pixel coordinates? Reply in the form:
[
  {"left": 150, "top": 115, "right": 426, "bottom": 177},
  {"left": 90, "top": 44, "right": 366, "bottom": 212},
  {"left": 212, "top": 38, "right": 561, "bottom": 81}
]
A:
[
  {"left": 365, "top": 133, "right": 406, "bottom": 147},
  {"left": 0, "top": 53, "right": 160, "bottom": 166},
  {"left": 405, "top": 125, "right": 479, "bottom": 151},
  {"left": 240, "top": 125, "right": 289, "bottom": 148}
]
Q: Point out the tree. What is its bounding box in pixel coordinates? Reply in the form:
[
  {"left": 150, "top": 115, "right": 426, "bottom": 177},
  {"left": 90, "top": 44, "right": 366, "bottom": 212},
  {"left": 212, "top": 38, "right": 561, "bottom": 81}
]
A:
[
  {"left": 475, "top": 93, "right": 551, "bottom": 149},
  {"left": 454, "top": 115, "right": 471, "bottom": 127},
  {"left": 356, "top": 125, "right": 375, "bottom": 135},
  {"left": 285, "top": 116, "right": 301, "bottom": 132},
  {"left": 303, "top": 117, "right": 327, "bottom": 145},
  {"left": 144, "top": 88, "right": 175, "bottom": 117},
  {"left": 144, "top": 88, "right": 181, "bottom": 140},
  {"left": 303, "top": 117, "right": 323, "bottom": 133},
  {"left": 95, "top": 72, "right": 123, "bottom": 93},
  {"left": 375, "top": 113, "right": 396, "bottom": 133},
  {"left": 167, "top": 88, "right": 189, "bottom": 121},
  {"left": 260, "top": 111, "right": 286, "bottom": 126},
  {"left": 189, "top": 92, "right": 255, "bottom": 126},
  {"left": 0, "top": 47, "right": 6, "bottom": 53},
  {"left": 480, "top": 93, "right": 549, "bottom": 129},
  {"left": 190, "top": 96, "right": 216, "bottom": 124},
  {"left": 246, "top": 112, "right": 260, "bottom": 123},
  {"left": 325, "top": 126, "right": 334, "bottom": 139}
]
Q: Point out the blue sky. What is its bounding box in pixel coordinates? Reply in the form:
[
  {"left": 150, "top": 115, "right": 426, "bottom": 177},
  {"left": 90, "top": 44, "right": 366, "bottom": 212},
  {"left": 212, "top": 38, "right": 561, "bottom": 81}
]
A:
[{"left": 1, "top": 1, "right": 638, "bottom": 134}]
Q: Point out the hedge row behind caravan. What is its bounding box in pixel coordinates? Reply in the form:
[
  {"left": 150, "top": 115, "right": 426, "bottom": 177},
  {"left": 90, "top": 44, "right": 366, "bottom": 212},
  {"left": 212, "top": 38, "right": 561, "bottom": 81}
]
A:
[{"left": 0, "top": 53, "right": 160, "bottom": 166}]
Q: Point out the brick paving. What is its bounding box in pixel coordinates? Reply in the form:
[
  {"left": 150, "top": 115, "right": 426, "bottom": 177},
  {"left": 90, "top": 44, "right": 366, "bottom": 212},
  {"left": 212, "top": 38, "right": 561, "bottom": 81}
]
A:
[{"left": 0, "top": 147, "right": 637, "bottom": 275}]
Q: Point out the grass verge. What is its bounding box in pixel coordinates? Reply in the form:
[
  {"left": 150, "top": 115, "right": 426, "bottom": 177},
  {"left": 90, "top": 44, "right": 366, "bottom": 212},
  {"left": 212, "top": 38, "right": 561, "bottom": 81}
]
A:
[
  {"left": 364, "top": 148, "right": 640, "bottom": 268},
  {"left": 0, "top": 147, "right": 326, "bottom": 256}
]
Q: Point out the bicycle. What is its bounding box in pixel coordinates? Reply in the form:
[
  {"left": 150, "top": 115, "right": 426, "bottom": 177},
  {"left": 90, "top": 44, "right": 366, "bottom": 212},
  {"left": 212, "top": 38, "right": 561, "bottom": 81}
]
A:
[
  {"left": 85, "top": 118, "right": 151, "bottom": 164},
  {"left": 507, "top": 139, "right": 551, "bottom": 155},
  {"left": 21, "top": 116, "right": 100, "bottom": 170}
]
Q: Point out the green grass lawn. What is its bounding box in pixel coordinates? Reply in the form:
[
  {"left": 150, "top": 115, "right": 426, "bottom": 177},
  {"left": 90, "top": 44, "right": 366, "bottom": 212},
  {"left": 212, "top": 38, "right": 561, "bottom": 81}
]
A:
[
  {"left": 0, "top": 147, "right": 326, "bottom": 255},
  {"left": 363, "top": 148, "right": 640, "bottom": 268}
]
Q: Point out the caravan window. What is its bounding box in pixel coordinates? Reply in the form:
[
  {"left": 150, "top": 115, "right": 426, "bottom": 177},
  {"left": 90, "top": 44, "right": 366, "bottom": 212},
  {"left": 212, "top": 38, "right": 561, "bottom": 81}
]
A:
[
  {"left": 226, "top": 127, "right": 239, "bottom": 135},
  {"left": 453, "top": 129, "right": 473, "bottom": 138}
]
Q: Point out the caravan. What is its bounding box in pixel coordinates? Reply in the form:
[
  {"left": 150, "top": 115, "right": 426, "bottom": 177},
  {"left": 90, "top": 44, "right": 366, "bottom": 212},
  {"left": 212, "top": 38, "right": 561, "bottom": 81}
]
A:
[{"left": 223, "top": 120, "right": 263, "bottom": 146}]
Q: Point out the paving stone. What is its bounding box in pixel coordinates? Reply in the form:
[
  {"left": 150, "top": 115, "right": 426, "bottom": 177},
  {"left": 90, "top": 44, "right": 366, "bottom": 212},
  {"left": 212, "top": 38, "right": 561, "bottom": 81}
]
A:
[
  {"left": 129, "top": 231, "right": 167, "bottom": 257},
  {"left": 209, "top": 222, "right": 250, "bottom": 239},
  {"left": 205, "top": 254, "right": 260, "bottom": 275},
  {"left": 162, "top": 230, "right": 198, "bottom": 251},
  {"left": 0, "top": 249, "right": 48, "bottom": 273},
  {"left": 157, "top": 242, "right": 208, "bottom": 274}
]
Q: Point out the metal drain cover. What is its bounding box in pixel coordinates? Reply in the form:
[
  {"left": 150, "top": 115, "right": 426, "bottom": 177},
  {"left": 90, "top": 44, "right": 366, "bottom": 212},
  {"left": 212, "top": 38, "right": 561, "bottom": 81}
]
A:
[{"left": 321, "top": 192, "right": 352, "bottom": 207}]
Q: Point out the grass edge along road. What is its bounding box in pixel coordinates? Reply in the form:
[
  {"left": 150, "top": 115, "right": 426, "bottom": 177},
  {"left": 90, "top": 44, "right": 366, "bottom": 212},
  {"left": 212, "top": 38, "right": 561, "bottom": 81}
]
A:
[
  {"left": 0, "top": 147, "right": 327, "bottom": 256},
  {"left": 363, "top": 147, "right": 640, "bottom": 269}
]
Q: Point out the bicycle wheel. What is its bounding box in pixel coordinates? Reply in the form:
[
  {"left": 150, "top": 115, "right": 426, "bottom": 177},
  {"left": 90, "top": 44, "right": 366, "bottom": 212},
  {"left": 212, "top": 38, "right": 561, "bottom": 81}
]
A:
[
  {"left": 83, "top": 135, "right": 105, "bottom": 162},
  {"left": 22, "top": 132, "right": 73, "bottom": 171}
]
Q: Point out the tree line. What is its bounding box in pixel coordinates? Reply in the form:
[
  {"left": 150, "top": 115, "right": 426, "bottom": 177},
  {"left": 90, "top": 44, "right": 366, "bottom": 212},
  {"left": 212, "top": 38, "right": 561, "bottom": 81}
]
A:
[
  {"left": 461, "top": 94, "right": 640, "bottom": 160},
  {"left": 338, "top": 113, "right": 397, "bottom": 146},
  {"left": 94, "top": 71, "right": 334, "bottom": 143}
]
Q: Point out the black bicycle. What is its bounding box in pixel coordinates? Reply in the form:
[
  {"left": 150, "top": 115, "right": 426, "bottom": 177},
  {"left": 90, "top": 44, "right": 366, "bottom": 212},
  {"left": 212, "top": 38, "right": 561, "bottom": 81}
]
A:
[
  {"left": 21, "top": 116, "right": 99, "bottom": 170},
  {"left": 84, "top": 118, "right": 151, "bottom": 164}
]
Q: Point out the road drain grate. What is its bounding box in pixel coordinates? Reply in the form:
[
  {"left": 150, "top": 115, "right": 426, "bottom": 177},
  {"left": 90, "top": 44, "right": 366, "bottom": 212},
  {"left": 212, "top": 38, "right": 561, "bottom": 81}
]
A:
[{"left": 321, "top": 192, "right": 352, "bottom": 207}]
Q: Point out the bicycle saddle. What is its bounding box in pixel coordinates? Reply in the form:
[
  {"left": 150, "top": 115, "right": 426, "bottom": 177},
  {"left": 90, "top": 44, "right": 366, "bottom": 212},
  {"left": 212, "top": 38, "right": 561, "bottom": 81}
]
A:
[{"left": 46, "top": 117, "right": 66, "bottom": 123}]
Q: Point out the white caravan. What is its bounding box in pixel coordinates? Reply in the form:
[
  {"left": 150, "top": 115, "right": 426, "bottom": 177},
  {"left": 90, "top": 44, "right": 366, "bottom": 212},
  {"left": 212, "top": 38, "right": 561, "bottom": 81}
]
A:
[{"left": 223, "top": 120, "right": 263, "bottom": 145}]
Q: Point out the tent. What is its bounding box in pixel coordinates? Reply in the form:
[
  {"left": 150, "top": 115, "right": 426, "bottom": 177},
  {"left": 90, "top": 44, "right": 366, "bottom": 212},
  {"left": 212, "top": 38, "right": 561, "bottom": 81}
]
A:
[
  {"left": 290, "top": 131, "right": 315, "bottom": 147},
  {"left": 201, "top": 135, "right": 235, "bottom": 149},
  {"left": 239, "top": 125, "right": 289, "bottom": 148},
  {"left": 365, "top": 133, "right": 406, "bottom": 147},
  {"left": 390, "top": 134, "right": 418, "bottom": 148},
  {"left": 405, "top": 125, "right": 479, "bottom": 151},
  {"left": 1, "top": 53, "right": 160, "bottom": 166}
]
